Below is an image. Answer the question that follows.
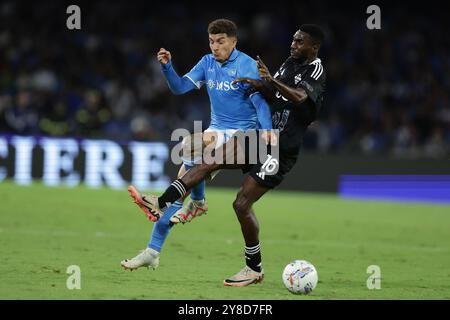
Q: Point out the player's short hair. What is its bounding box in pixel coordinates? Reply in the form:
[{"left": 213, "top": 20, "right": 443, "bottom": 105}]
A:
[
  {"left": 208, "top": 19, "right": 238, "bottom": 38},
  {"left": 299, "top": 24, "right": 325, "bottom": 45}
]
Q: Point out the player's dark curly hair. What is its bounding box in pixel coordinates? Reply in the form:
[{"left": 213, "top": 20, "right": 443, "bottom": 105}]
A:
[
  {"left": 299, "top": 24, "right": 325, "bottom": 45},
  {"left": 208, "top": 19, "right": 238, "bottom": 37}
]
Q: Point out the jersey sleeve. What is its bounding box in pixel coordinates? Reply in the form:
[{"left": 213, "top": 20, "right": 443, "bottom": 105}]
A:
[
  {"left": 249, "top": 92, "right": 273, "bottom": 129},
  {"left": 242, "top": 59, "right": 261, "bottom": 79},
  {"left": 297, "top": 63, "right": 326, "bottom": 108},
  {"left": 238, "top": 59, "right": 262, "bottom": 94},
  {"left": 184, "top": 55, "right": 207, "bottom": 89}
]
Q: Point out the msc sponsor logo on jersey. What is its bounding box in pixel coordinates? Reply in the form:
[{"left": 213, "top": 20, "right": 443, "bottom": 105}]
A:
[{"left": 207, "top": 79, "right": 239, "bottom": 91}]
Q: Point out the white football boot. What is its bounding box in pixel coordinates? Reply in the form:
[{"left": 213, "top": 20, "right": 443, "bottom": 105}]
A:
[
  {"left": 223, "top": 266, "right": 264, "bottom": 287},
  {"left": 121, "top": 248, "right": 160, "bottom": 271},
  {"left": 169, "top": 199, "right": 208, "bottom": 224}
]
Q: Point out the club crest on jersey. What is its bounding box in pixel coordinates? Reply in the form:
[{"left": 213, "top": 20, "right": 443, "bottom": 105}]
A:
[
  {"left": 207, "top": 79, "right": 238, "bottom": 91},
  {"left": 294, "top": 74, "right": 302, "bottom": 85},
  {"left": 227, "top": 69, "right": 236, "bottom": 76}
]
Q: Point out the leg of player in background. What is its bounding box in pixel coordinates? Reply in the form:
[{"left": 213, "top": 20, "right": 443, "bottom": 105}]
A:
[
  {"left": 145, "top": 130, "right": 210, "bottom": 252},
  {"left": 122, "top": 133, "right": 212, "bottom": 270},
  {"left": 121, "top": 161, "right": 252, "bottom": 271},
  {"left": 121, "top": 162, "right": 200, "bottom": 270},
  {"left": 224, "top": 175, "right": 270, "bottom": 286},
  {"left": 147, "top": 164, "right": 189, "bottom": 252},
  {"left": 121, "top": 165, "right": 189, "bottom": 270}
]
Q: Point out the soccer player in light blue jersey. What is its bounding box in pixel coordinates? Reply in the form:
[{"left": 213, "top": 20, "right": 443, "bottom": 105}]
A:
[{"left": 121, "top": 19, "right": 273, "bottom": 271}]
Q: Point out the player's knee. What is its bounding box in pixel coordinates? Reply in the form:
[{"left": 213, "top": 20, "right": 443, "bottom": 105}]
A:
[
  {"left": 233, "top": 194, "right": 250, "bottom": 216},
  {"left": 232, "top": 198, "right": 243, "bottom": 215}
]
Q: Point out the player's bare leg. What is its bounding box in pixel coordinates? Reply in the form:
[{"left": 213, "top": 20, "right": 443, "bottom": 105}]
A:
[
  {"left": 170, "top": 135, "right": 244, "bottom": 223},
  {"left": 224, "top": 175, "right": 270, "bottom": 286}
]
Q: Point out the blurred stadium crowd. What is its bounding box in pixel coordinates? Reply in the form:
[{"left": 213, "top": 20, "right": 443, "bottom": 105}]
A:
[{"left": 0, "top": 1, "right": 449, "bottom": 158}]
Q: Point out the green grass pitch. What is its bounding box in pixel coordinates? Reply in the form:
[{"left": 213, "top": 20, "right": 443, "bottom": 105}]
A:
[{"left": 1, "top": 180, "right": 450, "bottom": 299}]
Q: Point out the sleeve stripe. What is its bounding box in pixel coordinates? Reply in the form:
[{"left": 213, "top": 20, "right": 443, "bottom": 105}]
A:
[
  {"left": 311, "top": 64, "right": 323, "bottom": 80},
  {"left": 184, "top": 75, "right": 202, "bottom": 89},
  {"left": 316, "top": 65, "right": 324, "bottom": 79},
  {"left": 310, "top": 63, "right": 320, "bottom": 79}
]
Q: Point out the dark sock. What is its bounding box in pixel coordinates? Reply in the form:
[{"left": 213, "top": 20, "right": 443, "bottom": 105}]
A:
[
  {"left": 158, "top": 179, "right": 187, "bottom": 209},
  {"left": 244, "top": 243, "right": 262, "bottom": 272}
]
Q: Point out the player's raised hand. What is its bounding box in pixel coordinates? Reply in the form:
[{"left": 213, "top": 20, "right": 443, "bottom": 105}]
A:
[
  {"left": 157, "top": 48, "right": 172, "bottom": 65},
  {"left": 256, "top": 55, "right": 273, "bottom": 82},
  {"left": 232, "top": 77, "right": 264, "bottom": 90}
]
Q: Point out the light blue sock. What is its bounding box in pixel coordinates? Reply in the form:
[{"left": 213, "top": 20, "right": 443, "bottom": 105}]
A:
[
  {"left": 183, "top": 163, "right": 205, "bottom": 201},
  {"left": 148, "top": 200, "right": 183, "bottom": 252}
]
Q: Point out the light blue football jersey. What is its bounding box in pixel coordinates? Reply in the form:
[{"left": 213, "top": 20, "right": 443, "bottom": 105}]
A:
[{"left": 184, "top": 48, "right": 264, "bottom": 130}]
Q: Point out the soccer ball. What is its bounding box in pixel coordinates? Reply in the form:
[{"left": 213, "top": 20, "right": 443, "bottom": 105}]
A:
[{"left": 282, "top": 260, "right": 318, "bottom": 294}]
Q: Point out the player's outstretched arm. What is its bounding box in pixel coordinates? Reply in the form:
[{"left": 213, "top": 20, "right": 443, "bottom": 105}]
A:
[
  {"left": 232, "top": 61, "right": 272, "bottom": 130},
  {"left": 233, "top": 77, "right": 276, "bottom": 103},
  {"left": 257, "top": 56, "right": 308, "bottom": 104},
  {"left": 158, "top": 48, "right": 197, "bottom": 95}
]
